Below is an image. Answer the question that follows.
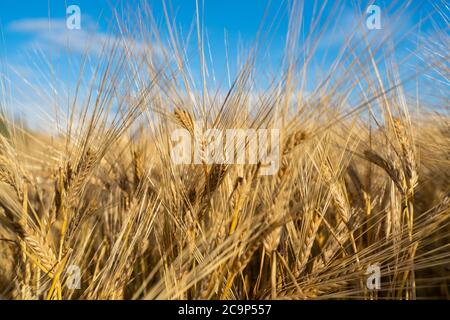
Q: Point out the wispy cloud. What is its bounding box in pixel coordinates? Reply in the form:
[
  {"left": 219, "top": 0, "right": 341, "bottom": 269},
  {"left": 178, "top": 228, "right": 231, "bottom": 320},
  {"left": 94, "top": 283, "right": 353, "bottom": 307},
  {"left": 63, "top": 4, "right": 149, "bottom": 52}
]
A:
[
  {"left": 8, "top": 17, "right": 155, "bottom": 57},
  {"left": 9, "top": 17, "right": 109, "bottom": 55},
  {"left": 316, "top": 6, "right": 415, "bottom": 52}
]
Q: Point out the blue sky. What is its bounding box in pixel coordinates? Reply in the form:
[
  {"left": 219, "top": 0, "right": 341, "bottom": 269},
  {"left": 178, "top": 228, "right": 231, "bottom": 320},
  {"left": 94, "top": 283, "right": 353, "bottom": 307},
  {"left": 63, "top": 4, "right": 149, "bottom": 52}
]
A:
[
  {"left": 1, "top": 0, "right": 443, "bottom": 68},
  {"left": 0, "top": 0, "right": 448, "bottom": 125}
]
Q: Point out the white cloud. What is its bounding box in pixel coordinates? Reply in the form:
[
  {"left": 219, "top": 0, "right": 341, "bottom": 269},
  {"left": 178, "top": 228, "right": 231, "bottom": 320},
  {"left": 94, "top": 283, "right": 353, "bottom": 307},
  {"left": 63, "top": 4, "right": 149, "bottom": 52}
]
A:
[
  {"left": 10, "top": 17, "right": 102, "bottom": 55},
  {"left": 8, "top": 17, "right": 158, "bottom": 57},
  {"left": 315, "top": 5, "right": 415, "bottom": 52},
  {"left": 4, "top": 17, "right": 166, "bottom": 132}
]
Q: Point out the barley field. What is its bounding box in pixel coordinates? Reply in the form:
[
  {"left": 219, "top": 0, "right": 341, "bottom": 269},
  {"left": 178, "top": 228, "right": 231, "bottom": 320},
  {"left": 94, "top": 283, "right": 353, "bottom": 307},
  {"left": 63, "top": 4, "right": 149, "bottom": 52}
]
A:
[{"left": 0, "top": 0, "right": 449, "bottom": 300}]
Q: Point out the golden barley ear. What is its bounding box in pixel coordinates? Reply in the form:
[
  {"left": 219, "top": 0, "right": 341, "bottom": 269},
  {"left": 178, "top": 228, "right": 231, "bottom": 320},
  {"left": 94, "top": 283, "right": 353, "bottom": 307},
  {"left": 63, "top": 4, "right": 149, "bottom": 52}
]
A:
[
  {"left": 392, "top": 118, "right": 418, "bottom": 197},
  {"left": 67, "top": 148, "right": 97, "bottom": 208},
  {"left": 283, "top": 130, "right": 308, "bottom": 156},
  {"left": 363, "top": 149, "right": 404, "bottom": 194},
  {"left": 174, "top": 108, "right": 195, "bottom": 136},
  {"left": 133, "top": 151, "right": 143, "bottom": 189}
]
